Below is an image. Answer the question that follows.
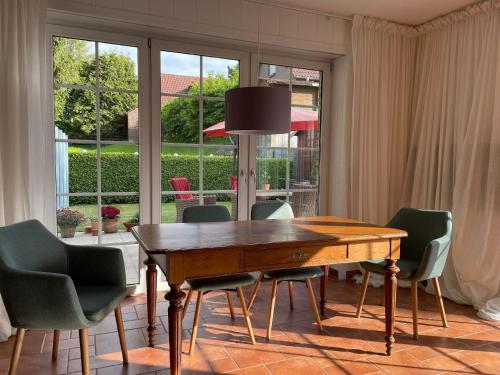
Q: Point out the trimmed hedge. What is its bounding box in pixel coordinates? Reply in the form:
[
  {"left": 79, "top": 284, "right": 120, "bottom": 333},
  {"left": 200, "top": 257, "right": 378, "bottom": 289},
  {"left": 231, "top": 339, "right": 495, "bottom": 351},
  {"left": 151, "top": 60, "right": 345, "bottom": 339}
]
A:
[{"left": 69, "top": 153, "right": 290, "bottom": 205}]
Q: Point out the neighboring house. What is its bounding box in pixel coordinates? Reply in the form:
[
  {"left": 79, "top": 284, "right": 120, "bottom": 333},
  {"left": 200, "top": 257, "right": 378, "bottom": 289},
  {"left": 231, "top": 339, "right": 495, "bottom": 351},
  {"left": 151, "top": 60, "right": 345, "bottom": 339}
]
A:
[{"left": 127, "top": 73, "right": 199, "bottom": 142}]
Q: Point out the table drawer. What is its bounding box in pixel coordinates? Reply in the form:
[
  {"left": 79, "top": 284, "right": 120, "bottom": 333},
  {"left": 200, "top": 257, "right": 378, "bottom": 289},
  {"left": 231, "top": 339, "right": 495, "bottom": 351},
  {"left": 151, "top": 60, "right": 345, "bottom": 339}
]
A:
[
  {"left": 244, "top": 245, "right": 347, "bottom": 269},
  {"left": 183, "top": 249, "right": 243, "bottom": 279},
  {"left": 348, "top": 241, "right": 391, "bottom": 261}
]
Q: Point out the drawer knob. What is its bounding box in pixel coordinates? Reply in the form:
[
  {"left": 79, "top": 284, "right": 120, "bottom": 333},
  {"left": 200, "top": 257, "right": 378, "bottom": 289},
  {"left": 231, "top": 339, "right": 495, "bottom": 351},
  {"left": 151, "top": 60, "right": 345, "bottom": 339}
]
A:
[{"left": 293, "top": 252, "right": 308, "bottom": 258}]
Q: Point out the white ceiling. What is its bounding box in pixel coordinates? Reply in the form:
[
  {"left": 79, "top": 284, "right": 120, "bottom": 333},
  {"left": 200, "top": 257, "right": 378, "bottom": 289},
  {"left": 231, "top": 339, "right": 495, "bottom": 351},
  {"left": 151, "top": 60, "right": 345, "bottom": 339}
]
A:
[{"left": 265, "top": 0, "right": 479, "bottom": 25}]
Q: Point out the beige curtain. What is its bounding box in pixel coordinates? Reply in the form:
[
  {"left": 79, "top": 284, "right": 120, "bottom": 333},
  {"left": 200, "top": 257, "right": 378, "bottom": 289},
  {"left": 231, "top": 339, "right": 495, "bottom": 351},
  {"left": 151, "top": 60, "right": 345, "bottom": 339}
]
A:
[
  {"left": 403, "top": 0, "right": 500, "bottom": 319},
  {"left": 338, "top": 1, "right": 500, "bottom": 320},
  {"left": 349, "top": 16, "right": 417, "bottom": 225},
  {"left": 0, "top": 0, "right": 51, "bottom": 340}
]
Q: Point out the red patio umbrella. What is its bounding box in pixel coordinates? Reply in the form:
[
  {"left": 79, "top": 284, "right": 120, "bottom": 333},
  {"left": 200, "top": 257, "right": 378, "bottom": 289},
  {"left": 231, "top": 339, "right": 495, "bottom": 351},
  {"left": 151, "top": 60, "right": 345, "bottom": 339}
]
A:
[{"left": 203, "top": 107, "right": 318, "bottom": 138}]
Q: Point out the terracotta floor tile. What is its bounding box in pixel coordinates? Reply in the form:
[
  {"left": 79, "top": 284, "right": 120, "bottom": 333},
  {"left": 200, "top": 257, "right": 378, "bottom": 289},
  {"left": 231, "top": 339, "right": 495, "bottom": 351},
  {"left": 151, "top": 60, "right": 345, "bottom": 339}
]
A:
[
  {"left": 266, "top": 357, "right": 326, "bottom": 375},
  {"left": 5, "top": 279, "right": 500, "bottom": 375},
  {"left": 324, "top": 359, "right": 382, "bottom": 374}
]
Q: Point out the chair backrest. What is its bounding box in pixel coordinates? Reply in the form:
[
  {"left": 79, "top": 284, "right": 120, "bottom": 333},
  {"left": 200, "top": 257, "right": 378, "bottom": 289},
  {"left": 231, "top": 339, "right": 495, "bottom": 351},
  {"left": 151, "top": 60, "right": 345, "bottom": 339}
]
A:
[
  {"left": 182, "top": 205, "right": 231, "bottom": 223},
  {"left": 0, "top": 220, "right": 68, "bottom": 274},
  {"left": 169, "top": 177, "right": 193, "bottom": 200},
  {"left": 251, "top": 200, "right": 294, "bottom": 220},
  {"left": 230, "top": 176, "right": 238, "bottom": 190},
  {"left": 388, "top": 208, "right": 452, "bottom": 263}
]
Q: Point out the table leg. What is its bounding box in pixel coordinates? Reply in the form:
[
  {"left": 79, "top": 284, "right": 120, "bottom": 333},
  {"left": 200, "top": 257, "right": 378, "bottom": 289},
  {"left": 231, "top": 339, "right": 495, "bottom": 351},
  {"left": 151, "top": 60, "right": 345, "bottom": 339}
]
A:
[
  {"left": 320, "top": 265, "right": 329, "bottom": 315},
  {"left": 145, "top": 256, "right": 157, "bottom": 347},
  {"left": 166, "top": 283, "right": 185, "bottom": 375},
  {"left": 384, "top": 259, "right": 399, "bottom": 355}
]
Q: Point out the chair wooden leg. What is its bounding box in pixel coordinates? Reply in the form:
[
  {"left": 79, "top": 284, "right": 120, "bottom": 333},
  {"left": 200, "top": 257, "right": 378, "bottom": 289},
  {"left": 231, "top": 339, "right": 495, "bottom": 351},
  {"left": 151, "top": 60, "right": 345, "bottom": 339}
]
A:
[
  {"left": 356, "top": 271, "right": 371, "bottom": 317},
  {"left": 182, "top": 289, "right": 193, "bottom": 319},
  {"left": 248, "top": 272, "right": 264, "bottom": 310},
  {"left": 411, "top": 281, "right": 419, "bottom": 340},
  {"left": 432, "top": 278, "right": 449, "bottom": 328},
  {"left": 226, "top": 291, "right": 235, "bottom": 320},
  {"left": 52, "top": 330, "right": 60, "bottom": 362},
  {"left": 189, "top": 292, "right": 203, "bottom": 355},
  {"left": 8, "top": 328, "right": 25, "bottom": 375},
  {"left": 79, "top": 329, "right": 90, "bottom": 375},
  {"left": 266, "top": 280, "right": 278, "bottom": 341},
  {"left": 288, "top": 281, "right": 294, "bottom": 310},
  {"left": 305, "top": 279, "right": 323, "bottom": 332},
  {"left": 237, "top": 287, "right": 256, "bottom": 345},
  {"left": 115, "top": 306, "right": 129, "bottom": 363}
]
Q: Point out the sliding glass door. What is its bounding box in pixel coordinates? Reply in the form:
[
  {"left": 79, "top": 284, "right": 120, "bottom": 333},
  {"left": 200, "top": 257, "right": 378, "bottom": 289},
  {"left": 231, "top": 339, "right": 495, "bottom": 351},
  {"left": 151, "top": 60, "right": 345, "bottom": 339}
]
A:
[
  {"left": 249, "top": 56, "right": 327, "bottom": 217},
  {"left": 50, "top": 28, "right": 149, "bottom": 288},
  {"left": 151, "top": 41, "right": 250, "bottom": 225}
]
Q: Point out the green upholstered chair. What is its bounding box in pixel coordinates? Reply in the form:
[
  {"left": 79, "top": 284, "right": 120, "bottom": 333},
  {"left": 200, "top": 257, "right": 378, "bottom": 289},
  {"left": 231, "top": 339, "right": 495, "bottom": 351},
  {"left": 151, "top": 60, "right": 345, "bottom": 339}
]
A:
[
  {"left": 356, "top": 208, "right": 452, "bottom": 339},
  {"left": 0, "top": 220, "right": 128, "bottom": 375},
  {"left": 248, "top": 201, "right": 323, "bottom": 340},
  {"left": 181, "top": 205, "right": 256, "bottom": 354}
]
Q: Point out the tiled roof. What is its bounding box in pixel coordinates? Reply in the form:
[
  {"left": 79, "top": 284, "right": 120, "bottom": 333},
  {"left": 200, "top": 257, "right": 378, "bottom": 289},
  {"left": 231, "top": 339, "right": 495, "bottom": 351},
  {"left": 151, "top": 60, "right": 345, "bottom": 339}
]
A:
[
  {"left": 161, "top": 73, "right": 199, "bottom": 95},
  {"left": 292, "top": 68, "right": 320, "bottom": 80}
]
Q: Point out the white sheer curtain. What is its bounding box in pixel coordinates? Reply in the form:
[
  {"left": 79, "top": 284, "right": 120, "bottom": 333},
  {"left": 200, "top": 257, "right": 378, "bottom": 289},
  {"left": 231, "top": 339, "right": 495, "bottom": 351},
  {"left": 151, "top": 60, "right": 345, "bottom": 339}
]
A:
[
  {"left": 403, "top": 0, "right": 500, "bottom": 320},
  {"left": 349, "top": 16, "right": 417, "bottom": 225},
  {"left": 0, "top": 0, "right": 51, "bottom": 340}
]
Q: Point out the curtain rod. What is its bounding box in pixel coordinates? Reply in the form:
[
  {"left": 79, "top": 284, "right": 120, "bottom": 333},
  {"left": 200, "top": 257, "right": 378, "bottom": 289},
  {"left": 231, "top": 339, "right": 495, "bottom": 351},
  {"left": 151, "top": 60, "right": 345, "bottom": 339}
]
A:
[{"left": 245, "top": 0, "right": 353, "bottom": 22}]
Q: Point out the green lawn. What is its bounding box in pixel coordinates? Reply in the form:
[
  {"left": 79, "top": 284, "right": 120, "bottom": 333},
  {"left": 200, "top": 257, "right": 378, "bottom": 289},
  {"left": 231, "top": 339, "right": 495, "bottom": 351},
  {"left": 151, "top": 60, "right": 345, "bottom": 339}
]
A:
[{"left": 69, "top": 201, "right": 233, "bottom": 231}]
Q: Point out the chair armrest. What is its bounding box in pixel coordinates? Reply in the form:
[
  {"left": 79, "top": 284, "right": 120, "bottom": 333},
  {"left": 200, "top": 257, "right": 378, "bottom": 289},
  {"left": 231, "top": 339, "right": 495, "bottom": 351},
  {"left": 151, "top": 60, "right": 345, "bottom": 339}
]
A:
[
  {"left": 412, "top": 235, "right": 451, "bottom": 281},
  {"left": 66, "top": 245, "right": 126, "bottom": 287},
  {"left": 0, "top": 268, "right": 88, "bottom": 329}
]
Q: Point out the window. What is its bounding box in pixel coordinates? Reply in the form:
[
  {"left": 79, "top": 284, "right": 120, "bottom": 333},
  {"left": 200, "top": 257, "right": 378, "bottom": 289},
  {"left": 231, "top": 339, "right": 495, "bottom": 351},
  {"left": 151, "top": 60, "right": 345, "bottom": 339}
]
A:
[
  {"left": 256, "top": 63, "right": 322, "bottom": 216},
  {"left": 158, "top": 51, "right": 240, "bottom": 222},
  {"left": 53, "top": 36, "right": 141, "bottom": 284}
]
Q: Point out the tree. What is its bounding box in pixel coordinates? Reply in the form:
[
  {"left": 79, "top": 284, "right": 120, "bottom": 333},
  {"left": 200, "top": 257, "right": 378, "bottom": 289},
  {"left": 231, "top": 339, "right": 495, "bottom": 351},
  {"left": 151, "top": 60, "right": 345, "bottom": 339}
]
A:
[
  {"left": 53, "top": 37, "right": 138, "bottom": 140},
  {"left": 161, "top": 66, "right": 239, "bottom": 144}
]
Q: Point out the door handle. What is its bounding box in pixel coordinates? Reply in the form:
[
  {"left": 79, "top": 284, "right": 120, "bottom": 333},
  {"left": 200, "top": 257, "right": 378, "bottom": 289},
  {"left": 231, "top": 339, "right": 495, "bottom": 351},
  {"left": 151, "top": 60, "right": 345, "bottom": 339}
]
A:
[
  {"left": 249, "top": 168, "right": 256, "bottom": 184},
  {"left": 240, "top": 168, "right": 247, "bottom": 183}
]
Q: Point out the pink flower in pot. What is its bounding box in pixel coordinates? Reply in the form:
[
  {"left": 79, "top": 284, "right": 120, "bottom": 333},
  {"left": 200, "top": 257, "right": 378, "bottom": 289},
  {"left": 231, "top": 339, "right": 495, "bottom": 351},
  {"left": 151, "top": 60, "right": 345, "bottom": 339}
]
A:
[{"left": 101, "top": 205, "right": 120, "bottom": 233}]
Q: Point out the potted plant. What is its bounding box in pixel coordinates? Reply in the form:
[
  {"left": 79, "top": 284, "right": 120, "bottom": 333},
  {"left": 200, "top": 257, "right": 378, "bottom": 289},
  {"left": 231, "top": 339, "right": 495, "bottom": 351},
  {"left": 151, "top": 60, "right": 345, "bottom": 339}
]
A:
[
  {"left": 90, "top": 217, "right": 99, "bottom": 236},
  {"left": 261, "top": 171, "right": 271, "bottom": 191},
  {"left": 57, "top": 208, "right": 86, "bottom": 238},
  {"left": 123, "top": 212, "right": 140, "bottom": 232},
  {"left": 101, "top": 205, "right": 120, "bottom": 234}
]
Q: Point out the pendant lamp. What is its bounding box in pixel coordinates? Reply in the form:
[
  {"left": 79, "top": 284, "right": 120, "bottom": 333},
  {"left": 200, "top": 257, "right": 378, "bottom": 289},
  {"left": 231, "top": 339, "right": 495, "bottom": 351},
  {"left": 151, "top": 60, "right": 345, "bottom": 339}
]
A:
[
  {"left": 224, "top": 12, "right": 291, "bottom": 135},
  {"left": 225, "top": 87, "right": 291, "bottom": 134}
]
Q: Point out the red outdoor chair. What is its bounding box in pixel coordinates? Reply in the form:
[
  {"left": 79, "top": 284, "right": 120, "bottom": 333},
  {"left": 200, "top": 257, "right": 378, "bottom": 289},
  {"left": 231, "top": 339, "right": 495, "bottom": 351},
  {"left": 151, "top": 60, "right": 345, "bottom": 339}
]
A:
[{"left": 168, "top": 177, "right": 216, "bottom": 222}]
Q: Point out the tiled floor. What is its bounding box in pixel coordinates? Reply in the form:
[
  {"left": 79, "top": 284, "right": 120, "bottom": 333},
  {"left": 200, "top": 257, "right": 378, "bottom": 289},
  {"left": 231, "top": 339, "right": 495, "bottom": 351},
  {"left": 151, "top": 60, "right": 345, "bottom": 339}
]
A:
[{"left": 2, "top": 277, "right": 500, "bottom": 374}]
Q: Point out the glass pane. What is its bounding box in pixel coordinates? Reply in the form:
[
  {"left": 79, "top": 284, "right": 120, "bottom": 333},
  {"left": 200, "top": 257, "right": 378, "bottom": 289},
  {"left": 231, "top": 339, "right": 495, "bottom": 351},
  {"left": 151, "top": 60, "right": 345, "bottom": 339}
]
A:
[
  {"left": 98, "top": 42, "right": 138, "bottom": 90},
  {"left": 259, "top": 64, "right": 290, "bottom": 88},
  {"left": 53, "top": 37, "right": 95, "bottom": 86},
  {"left": 101, "top": 144, "right": 139, "bottom": 193},
  {"left": 161, "top": 195, "right": 202, "bottom": 223},
  {"left": 202, "top": 147, "right": 238, "bottom": 191},
  {"left": 202, "top": 57, "right": 239, "bottom": 97},
  {"left": 100, "top": 91, "right": 139, "bottom": 141},
  {"left": 202, "top": 100, "right": 238, "bottom": 145},
  {"left": 100, "top": 197, "right": 139, "bottom": 244},
  {"left": 256, "top": 147, "right": 289, "bottom": 197},
  {"left": 290, "top": 107, "right": 320, "bottom": 149},
  {"left": 57, "top": 199, "right": 98, "bottom": 245},
  {"left": 54, "top": 88, "right": 96, "bottom": 140},
  {"left": 289, "top": 148, "right": 320, "bottom": 187},
  {"left": 115, "top": 244, "right": 140, "bottom": 285},
  {"left": 161, "top": 98, "right": 200, "bottom": 144},
  {"left": 161, "top": 145, "right": 200, "bottom": 193},
  {"left": 160, "top": 51, "right": 200, "bottom": 96},
  {"left": 56, "top": 143, "right": 97, "bottom": 193},
  {"left": 291, "top": 68, "right": 321, "bottom": 106}
]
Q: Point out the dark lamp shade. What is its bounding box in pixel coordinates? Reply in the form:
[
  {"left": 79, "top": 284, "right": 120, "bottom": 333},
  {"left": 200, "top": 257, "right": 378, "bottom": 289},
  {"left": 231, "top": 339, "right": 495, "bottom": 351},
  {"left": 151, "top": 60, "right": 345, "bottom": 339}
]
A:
[{"left": 225, "top": 87, "right": 291, "bottom": 134}]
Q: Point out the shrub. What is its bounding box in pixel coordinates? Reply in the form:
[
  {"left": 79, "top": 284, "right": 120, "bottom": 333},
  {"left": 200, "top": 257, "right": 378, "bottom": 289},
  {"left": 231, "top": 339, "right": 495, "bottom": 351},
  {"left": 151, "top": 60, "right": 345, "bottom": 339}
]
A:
[{"left": 68, "top": 152, "right": 291, "bottom": 205}]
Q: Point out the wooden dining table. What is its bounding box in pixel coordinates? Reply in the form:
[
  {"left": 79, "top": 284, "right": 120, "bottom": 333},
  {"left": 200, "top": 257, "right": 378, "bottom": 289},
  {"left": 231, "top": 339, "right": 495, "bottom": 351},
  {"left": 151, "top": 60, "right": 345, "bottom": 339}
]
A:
[{"left": 132, "top": 216, "right": 407, "bottom": 375}]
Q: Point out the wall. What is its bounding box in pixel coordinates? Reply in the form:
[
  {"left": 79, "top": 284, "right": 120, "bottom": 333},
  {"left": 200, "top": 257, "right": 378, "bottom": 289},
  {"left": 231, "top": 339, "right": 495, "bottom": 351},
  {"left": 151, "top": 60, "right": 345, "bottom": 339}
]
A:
[{"left": 47, "top": 0, "right": 350, "bottom": 56}]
